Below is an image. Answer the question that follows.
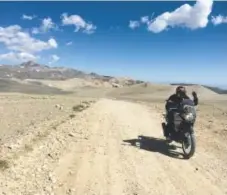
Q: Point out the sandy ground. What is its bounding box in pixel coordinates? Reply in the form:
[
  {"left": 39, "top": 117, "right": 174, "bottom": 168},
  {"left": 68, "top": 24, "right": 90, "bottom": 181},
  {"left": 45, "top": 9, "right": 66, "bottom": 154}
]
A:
[
  {"left": 0, "top": 93, "right": 95, "bottom": 143},
  {"left": 0, "top": 97, "right": 227, "bottom": 195}
]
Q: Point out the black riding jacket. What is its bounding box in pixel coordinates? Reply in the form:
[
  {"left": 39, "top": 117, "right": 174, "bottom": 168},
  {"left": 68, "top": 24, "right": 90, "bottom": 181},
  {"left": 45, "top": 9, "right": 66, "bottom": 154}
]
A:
[{"left": 165, "top": 94, "right": 198, "bottom": 111}]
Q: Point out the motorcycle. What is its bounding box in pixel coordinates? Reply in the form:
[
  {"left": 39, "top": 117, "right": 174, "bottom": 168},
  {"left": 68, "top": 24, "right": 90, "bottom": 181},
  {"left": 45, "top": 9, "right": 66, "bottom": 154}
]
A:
[{"left": 162, "top": 99, "right": 197, "bottom": 159}]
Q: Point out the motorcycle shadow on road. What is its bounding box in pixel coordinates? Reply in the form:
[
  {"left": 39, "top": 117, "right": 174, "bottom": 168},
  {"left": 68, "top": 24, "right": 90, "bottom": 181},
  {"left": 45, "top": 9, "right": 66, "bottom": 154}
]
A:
[{"left": 123, "top": 135, "right": 185, "bottom": 160}]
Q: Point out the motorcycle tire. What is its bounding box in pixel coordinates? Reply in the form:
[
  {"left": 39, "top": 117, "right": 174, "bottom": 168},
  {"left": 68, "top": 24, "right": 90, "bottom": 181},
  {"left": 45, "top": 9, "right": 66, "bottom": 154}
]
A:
[{"left": 182, "top": 132, "right": 196, "bottom": 159}]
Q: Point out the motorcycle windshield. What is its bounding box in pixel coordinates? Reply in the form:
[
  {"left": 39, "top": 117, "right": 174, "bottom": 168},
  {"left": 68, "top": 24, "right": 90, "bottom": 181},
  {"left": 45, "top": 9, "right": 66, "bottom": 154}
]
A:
[
  {"left": 181, "top": 99, "right": 195, "bottom": 106},
  {"left": 181, "top": 99, "right": 196, "bottom": 116}
]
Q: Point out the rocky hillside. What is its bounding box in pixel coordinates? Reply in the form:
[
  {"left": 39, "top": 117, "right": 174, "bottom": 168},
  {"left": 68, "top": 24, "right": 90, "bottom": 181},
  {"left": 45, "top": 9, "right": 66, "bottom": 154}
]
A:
[
  {"left": 0, "top": 61, "right": 89, "bottom": 80},
  {"left": 0, "top": 61, "right": 144, "bottom": 87}
]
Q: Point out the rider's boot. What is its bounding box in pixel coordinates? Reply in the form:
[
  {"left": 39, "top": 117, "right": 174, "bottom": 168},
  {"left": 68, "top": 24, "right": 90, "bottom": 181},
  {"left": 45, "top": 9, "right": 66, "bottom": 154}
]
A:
[{"left": 165, "top": 123, "right": 173, "bottom": 144}]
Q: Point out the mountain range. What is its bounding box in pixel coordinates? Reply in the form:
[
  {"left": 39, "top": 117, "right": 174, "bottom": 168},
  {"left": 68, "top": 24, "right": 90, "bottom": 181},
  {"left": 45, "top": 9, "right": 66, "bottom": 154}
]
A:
[
  {"left": 0, "top": 61, "right": 144, "bottom": 86},
  {"left": 0, "top": 61, "right": 226, "bottom": 94}
]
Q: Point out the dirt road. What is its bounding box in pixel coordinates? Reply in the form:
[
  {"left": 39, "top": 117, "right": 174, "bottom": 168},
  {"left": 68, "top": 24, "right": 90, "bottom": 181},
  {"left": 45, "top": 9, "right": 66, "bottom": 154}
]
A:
[{"left": 0, "top": 99, "right": 226, "bottom": 195}]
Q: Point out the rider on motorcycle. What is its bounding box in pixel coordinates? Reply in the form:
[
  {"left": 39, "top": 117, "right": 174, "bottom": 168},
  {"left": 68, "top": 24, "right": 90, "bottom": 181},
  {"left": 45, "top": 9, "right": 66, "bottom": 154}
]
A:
[{"left": 165, "top": 86, "right": 198, "bottom": 140}]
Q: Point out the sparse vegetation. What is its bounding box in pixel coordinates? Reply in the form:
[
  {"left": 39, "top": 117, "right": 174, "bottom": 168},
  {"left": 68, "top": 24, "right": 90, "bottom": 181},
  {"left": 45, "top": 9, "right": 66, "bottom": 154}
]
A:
[
  {"left": 69, "top": 114, "right": 76, "bottom": 118},
  {"left": 0, "top": 159, "right": 10, "bottom": 170},
  {"left": 72, "top": 104, "right": 85, "bottom": 112},
  {"left": 0, "top": 86, "right": 226, "bottom": 194},
  {"left": 71, "top": 100, "right": 95, "bottom": 114},
  {"left": 24, "top": 144, "right": 33, "bottom": 152},
  {"left": 0, "top": 62, "right": 227, "bottom": 194}
]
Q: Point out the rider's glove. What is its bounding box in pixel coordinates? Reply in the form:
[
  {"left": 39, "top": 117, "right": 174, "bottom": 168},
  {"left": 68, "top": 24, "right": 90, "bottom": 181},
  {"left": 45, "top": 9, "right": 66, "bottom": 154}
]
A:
[{"left": 192, "top": 91, "right": 197, "bottom": 98}]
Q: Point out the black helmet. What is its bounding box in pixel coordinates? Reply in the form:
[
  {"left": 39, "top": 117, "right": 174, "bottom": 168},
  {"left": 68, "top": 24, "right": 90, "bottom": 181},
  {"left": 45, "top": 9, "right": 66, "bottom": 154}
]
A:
[{"left": 176, "top": 86, "right": 186, "bottom": 97}]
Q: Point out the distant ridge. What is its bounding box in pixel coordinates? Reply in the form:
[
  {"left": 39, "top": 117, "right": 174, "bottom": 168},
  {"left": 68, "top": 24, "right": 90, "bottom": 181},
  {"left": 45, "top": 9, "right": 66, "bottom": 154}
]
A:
[
  {"left": 203, "top": 85, "right": 227, "bottom": 94},
  {"left": 170, "top": 83, "right": 197, "bottom": 86},
  {"left": 170, "top": 83, "right": 227, "bottom": 94}
]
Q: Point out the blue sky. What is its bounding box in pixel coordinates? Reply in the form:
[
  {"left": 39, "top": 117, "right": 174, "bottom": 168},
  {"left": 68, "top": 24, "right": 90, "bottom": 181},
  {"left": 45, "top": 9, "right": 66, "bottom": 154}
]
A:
[{"left": 0, "top": 1, "right": 226, "bottom": 87}]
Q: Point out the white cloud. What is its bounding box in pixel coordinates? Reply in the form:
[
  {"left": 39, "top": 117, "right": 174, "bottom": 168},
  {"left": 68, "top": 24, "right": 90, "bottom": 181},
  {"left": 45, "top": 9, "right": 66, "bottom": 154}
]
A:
[
  {"left": 211, "top": 15, "right": 227, "bottom": 25},
  {"left": 42, "top": 17, "right": 55, "bottom": 31},
  {"left": 0, "top": 25, "right": 58, "bottom": 63},
  {"left": 32, "top": 17, "right": 58, "bottom": 34},
  {"left": 48, "top": 54, "right": 60, "bottom": 64},
  {"left": 48, "top": 38, "right": 58, "bottom": 48},
  {"left": 61, "top": 13, "right": 96, "bottom": 34},
  {"left": 83, "top": 23, "right": 97, "bottom": 34},
  {"left": 22, "top": 14, "right": 36, "bottom": 20},
  {"left": 31, "top": 28, "right": 39, "bottom": 34},
  {"left": 129, "top": 20, "right": 140, "bottom": 29},
  {"left": 0, "top": 52, "right": 37, "bottom": 62},
  {"left": 141, "top": 16, "right": 149, "bottom": 24},
  {"left": 61, "top": 13, "right": 85, "bottom": 30},
  {"left": 146, "top": 0, "right": 213, "bottom": 33},
  {"left": 66, "top": 41, "right": 72, "bottom": 46},
  {"left": 0, "top": 25, "right": 58, "bottom": 53}
]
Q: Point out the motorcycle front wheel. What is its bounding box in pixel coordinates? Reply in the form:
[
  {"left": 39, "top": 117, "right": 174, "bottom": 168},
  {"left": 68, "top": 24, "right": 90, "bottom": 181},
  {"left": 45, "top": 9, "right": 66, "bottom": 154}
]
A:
[{"left": 182, "top": 132, "right": 196, "bottom": 159}]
